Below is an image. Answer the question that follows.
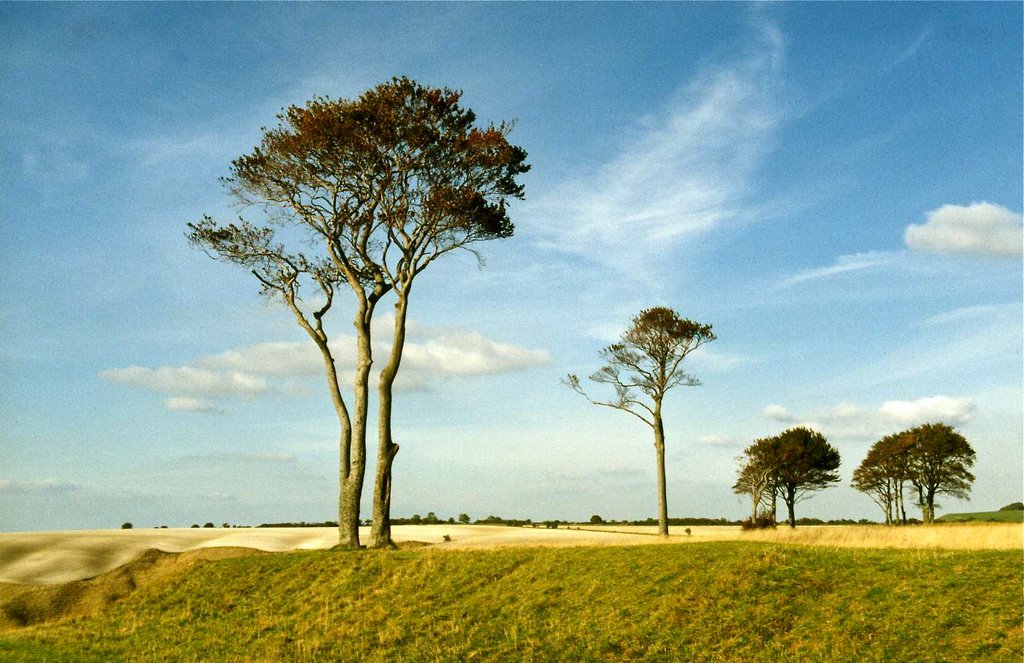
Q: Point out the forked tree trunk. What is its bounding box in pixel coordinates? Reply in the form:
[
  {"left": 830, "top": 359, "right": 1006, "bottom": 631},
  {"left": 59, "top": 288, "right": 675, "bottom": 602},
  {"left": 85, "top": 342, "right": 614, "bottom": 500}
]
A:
[
  {"left": 653, "top": 402, "right": 669, "bottom": 537},
  {"left": 370, "top": 291, "right": 410, "bottom": 549}
]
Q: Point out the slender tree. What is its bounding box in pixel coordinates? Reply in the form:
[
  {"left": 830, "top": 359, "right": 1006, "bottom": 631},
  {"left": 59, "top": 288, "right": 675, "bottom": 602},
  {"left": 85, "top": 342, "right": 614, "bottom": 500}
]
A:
[
  {"left": 906, "top": 423, "right": 975, "bottom": 524},
  {"left": 188, "top": 78, "right": 528, "bottom": 548},
  {"left": 565, "top": 307, "right": 715, "bottom": 536}
]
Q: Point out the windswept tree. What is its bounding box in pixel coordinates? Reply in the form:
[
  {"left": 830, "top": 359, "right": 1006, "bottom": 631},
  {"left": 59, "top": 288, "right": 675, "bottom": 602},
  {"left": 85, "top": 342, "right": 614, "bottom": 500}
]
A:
[
  {"left": 565, "top": 307, "right": 715, "bottom": 536},
  {"left": 906, "top": 423, "right": 975, "bottom": 524},
  {"left": 733, "top": 441, "right": 778, "bottom": 524},
  {"left": 188, "top": 78, "right": 529, "bottom": 549},
  {"left": 851, "top": 431, "right": 914, "bottom": 525},
  {"left": 737, "top": 427, "right": 840, "bottom": 528}
]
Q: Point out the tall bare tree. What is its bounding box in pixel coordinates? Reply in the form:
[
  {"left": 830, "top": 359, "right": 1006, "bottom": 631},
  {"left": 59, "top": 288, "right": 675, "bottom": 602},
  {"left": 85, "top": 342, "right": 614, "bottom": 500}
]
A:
[
  {"left": 188, "top": 78, "right": 528, "bottom": 548},
  {"left": 566, "top": 307, "right": 715, "bottom": 536}
]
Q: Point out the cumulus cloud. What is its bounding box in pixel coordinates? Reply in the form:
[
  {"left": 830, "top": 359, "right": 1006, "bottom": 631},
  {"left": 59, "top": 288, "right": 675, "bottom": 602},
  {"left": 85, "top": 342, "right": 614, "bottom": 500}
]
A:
[
  {"left": 164, "top": 397, "right": 227, "bottom": 415},
  {"left": 904, "top": 202, "right": 1023, "bottom": 258},
  {"left": 529, "top": 22, "right": 786, "bottom": 267},
  {"left": 762, "top": 404, "right": 793, "bottom": 421},
  {"left": 196, "top": 342, "right": 332, "bottom": 377},
  {"left": 879, "top": 395, "right": 976, "bottom": 425},
  {"left": 101, "top": 320, "right": 550, "bottom": 409},
  {"left": 761, "top": 395, "right": 976, "bottom": 440},
  {"left": 100, "top": 366, "right": 269, "bottom": 397}
]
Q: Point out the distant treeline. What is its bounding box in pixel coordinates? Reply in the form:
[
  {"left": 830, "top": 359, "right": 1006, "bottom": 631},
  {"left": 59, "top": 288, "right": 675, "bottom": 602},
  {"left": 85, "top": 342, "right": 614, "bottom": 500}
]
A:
[{"left": 252, "top": 515, "right": 883, "bottom": 528}]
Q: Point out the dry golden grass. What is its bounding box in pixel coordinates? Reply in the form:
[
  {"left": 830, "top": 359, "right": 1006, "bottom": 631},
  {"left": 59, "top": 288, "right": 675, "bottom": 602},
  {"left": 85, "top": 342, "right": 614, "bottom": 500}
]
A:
[
  {"left": 584, "top": 522, "right": 1024, "bottom": 550},
  {"left": 2, "top": 522, "right": 1019, "bottom": 587}
]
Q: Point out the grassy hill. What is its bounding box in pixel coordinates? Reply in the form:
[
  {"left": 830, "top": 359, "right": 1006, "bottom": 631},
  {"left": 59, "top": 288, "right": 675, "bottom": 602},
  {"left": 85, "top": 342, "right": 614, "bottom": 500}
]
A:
[
  {"left": 937, "top": 510, "right": 1024, "bottom": 523},
  {"left": 1, "top": 542, "right": 1021, "bottom": 661}
]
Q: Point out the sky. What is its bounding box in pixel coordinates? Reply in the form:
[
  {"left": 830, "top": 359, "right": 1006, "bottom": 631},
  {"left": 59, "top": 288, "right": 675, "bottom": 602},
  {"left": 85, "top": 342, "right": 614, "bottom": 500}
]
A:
[{"left": 1, "top": 3, "right": 1021, "bottom": 531}]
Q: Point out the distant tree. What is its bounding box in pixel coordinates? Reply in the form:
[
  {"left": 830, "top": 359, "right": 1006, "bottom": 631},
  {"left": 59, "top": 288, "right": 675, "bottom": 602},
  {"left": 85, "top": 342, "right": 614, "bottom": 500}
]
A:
[
  {"left": 203, "top": 522, "right": 215, "bottom": 528},
  {"left": 458, "top": 513, "right": 471, "bottom": 524},
  {"left": 121, "top": 522, "right": 133, "bottom": 530},
  {"left": 566, "top": 307, "right": 715, "bottom": 536},
  {"left": 852, "top": 431, "right": 914, "bottom": 525},
  {"left": 410, "top": 514, "right": 422, "bottom": 525},
  {"left": 425, "top": 512, "right": 439, "bottom": 524},
  {"left": 589, "top": 514, "right": 604, "bottom": 524},
  {"left": 733, "top": 443, "right": 777, "bottom": 525},
  {"left": 191, "top": 524, "right": 199, "bottom": 528},
  {"left": 738, "top": 427, "right": 840, "bottom": 528},
  {"left": 188, "top": 78, "right": 529, "bottom": 549},
  {"left": 1000, "top": 502, "right": 1024, "bottom": 511},
  {"left": 905, "top": 423, "right": 975, "bottom": 524}
]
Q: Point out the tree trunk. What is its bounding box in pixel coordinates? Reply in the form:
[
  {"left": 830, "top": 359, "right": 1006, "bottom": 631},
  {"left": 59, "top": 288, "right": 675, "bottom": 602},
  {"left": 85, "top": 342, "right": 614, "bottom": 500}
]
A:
[
  {"left": 785, "top": 487, "right": 796, "bottom": 528},
  {"left": 340, "top": 310, "right": 373, "bottom": 548},
  {"left": 311, "top": 337, "right": 361, "bottom": 549},
  {"left": 370, "top": 291, "right": 410, "bottom": 549},
  {"left": 653, "top": 405, "right": 669, "bottom": 537}
]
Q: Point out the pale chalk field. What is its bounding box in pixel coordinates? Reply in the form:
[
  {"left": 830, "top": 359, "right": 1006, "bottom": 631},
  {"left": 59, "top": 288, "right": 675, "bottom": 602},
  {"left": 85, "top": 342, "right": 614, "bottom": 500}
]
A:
[{"left": 1, "top": 523, "right": 1020, "bottom": 585}]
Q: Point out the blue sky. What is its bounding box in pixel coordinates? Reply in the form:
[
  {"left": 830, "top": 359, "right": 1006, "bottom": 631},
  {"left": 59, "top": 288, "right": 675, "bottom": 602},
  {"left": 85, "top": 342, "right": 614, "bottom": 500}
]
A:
[{"left": 1, "top": 3, "right": 1021, "bottom": 531}]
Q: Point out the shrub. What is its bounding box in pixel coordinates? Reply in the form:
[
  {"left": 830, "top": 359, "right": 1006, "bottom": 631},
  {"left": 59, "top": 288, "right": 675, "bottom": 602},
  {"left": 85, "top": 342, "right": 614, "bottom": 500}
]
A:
[
  {"left": 121, "top": 522, "right": 133, "bottom": 530},
  {"left": 590, "top": 514, "right": 604, "bottom": 524},
  {"left": 203, "top": 522, "right": 215, "bottom": 528},
  {"left": 740, "top": 513, "right": 777, "bottom": 530},
  {"left": 999, "top": 502, "right": 1024, "bottom": 511}
]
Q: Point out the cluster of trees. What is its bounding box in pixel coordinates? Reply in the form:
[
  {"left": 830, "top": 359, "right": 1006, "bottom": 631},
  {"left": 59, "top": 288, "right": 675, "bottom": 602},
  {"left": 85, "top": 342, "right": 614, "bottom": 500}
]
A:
[
  {"left": 733, "top": 427, "right": 843, "bottom": 528},
  {"left": 189, "top": 78, "right": 529, "bottom": 549},
  {"left": 851, "top": 423, "right": 976, "bottom": 525}
]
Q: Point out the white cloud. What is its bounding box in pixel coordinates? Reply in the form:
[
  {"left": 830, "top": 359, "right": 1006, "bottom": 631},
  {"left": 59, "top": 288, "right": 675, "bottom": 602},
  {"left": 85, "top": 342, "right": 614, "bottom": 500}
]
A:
[
  {"left": 762, "top": 404, "right": 793, "bottom": 422},
  {"left": 180, "top": 452, "right": 296, "bottom": 464},
  {"left": 529, "top": 22, "right": 786, "bottom": 268},
  {"left": 775, "top": 251, "right": 898, "bottom": 288},
  {"left": 923, "top": 303, "right": 1018, "bottom": 326},
  {"left": 196, "top": 341, "right": 334, "bottom": 377},
  {"left": 0, "top": 478, "right": 79, "bottom": 494},
  {"left": 762, "top": 395, "right": 977, "bottom": 440},
  {"left": 904, "top": 202, "right": 1023, "bottom": 258},
  {"left": 164, "top": 397, "right": 227, "bottom": 414},
  {"left": 102, "top": 320, "right": 550, "bottom": 405},
  {"left": 879, "top": 395, "right": 977, "bottom": 425},
  {"left": 101, "top": 365, "right": 269, "bottom": 397}
]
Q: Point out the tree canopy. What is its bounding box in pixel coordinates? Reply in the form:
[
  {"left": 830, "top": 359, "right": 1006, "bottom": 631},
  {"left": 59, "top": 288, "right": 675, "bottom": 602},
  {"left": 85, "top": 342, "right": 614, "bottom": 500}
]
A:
[
  {"left": 188, "top": 77, "right": 528, "bottom": 548},
  {"left": 736, "top": 427, "right": 840, "bottom": 528}
]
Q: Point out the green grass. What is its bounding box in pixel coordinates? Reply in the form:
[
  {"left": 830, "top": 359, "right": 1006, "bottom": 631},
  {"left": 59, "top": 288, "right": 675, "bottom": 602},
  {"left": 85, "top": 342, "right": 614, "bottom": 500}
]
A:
[
  {"left": 938, "top": 510, "right": 1024, "bottom": 523},
  {"left": 1, "top": 542, "right": 1021, "bottom": 661}
]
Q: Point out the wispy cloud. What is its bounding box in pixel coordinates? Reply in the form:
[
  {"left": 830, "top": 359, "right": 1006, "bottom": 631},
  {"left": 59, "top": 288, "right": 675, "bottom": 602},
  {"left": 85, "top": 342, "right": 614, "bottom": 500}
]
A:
[
  {"left": 904, "top": 202, "right": 1023, "bottom": 259},
  {"left": 774, "top": 251, "right": 898, "bottom": 289},
  {"left": 891, "top": 26, "right": 932, "bottom": 68},
  {"left": 528, "top": 22, "right": 787, "bottom": 271}
]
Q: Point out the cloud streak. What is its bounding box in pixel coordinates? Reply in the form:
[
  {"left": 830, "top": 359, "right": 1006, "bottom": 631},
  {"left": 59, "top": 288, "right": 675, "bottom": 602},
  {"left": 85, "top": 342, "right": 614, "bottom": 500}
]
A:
[{"left": 529, "top": 22, "right": 786, "bottom": 269}]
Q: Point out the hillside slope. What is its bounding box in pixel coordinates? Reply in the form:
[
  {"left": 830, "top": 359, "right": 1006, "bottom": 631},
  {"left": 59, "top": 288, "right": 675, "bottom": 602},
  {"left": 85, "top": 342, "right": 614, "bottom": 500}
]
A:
[{"left": 2, "top": 542, "right": 1021, "bottom": 661}]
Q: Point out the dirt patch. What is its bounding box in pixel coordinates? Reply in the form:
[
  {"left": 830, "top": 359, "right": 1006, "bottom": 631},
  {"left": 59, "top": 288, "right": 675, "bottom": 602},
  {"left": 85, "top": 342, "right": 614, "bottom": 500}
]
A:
[{"left": 0, "top": 547, "right": 265, "bottom": 630}]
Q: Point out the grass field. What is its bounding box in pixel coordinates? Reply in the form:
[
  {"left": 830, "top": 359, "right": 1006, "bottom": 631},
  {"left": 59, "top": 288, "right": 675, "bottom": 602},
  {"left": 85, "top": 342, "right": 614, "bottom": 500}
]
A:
[
  {"left": 1, "top": 540, "right": 1021, "bottom": 661},
  {"left": 938, "top": 510, "right": 1024, "bottom": 523}
]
